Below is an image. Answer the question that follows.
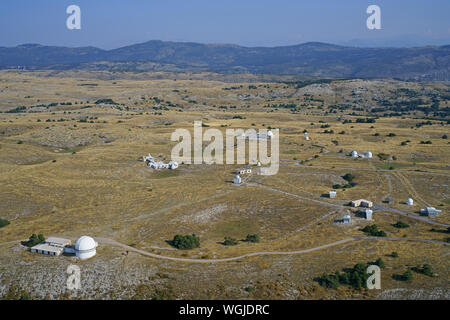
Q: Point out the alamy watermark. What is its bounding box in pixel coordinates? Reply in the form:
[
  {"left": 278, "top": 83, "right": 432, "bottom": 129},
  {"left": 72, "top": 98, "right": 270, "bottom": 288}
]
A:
[
  {"left": 367, "top": 265, "right": 381, "bottom": 289},
  {"left": 66, "top": 5, "right": 81, "bottom": 30},
  {"left": 367, "top": 5, "right": 381, "bottom": 30},
  {"left": 66, "top": 5, "right": 382, "bottom": 31},
  {"left": 170, "top": 121, "right": 279, "bottom": 175},
  {"left": 66, "top": 264, "right": 81, "bottom": 290}
]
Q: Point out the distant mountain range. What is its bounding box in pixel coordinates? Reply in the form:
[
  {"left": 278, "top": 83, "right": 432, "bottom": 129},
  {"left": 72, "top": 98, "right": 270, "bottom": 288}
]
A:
[{"left": 0, "top": 40, "right": 449, "bottom": 80}]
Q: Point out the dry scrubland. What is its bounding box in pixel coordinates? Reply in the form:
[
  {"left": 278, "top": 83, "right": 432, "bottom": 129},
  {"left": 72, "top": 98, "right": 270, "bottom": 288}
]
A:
[{"left": 0, "top": 70, "right": 449, "bottom": 299}]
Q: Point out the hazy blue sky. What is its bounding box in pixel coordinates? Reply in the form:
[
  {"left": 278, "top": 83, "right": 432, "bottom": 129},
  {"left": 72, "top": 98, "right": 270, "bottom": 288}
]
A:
[{"left": 1, "top": 0, "right": 449, "bottom": 49}]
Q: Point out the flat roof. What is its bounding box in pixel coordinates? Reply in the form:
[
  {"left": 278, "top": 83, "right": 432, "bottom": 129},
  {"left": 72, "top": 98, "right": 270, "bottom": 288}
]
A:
[
  {"left": 46, "top": 237, "right": 71, "bottom": 246},
  {"left": 31, "top": 243, "right": 64, "bottom": 253}
]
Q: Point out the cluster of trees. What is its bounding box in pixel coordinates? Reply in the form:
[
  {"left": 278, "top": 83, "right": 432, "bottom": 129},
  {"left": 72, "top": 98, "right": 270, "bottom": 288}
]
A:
[
  {"left": 5, "top": 106, "right": 27, "bottom": 113},
  {"left": 0, "top": 218, "right": 10, "bottom": 228},
  {"left": 412, "top": 264, "right": 433, "bottom": 277},
  {"left": 390, "top": 251, "right": 399, "bottom": 258},
  {"left": 24, "top": 234, "right": 45, "bottom": 247},
  {"left": 393, "top": 269, "right": 413, "bottom": 282},
  {"left": 222, "top": 85, "right": 243, "bottom": 90},
  {"left": 400, "top": 140, "right": 411, "bottom": 146},
  {"left": 343, "top": 173, "right": 355, "bottom": 182},
  {"left": 355, "top": 118, "right": 376, "bottom": 123},
  {"left": 333, "top": 173, "right": 356, "bottom": 189},
  {"left": 245, "top": 234, "right": 260, "bottom": 243},
  {"left": 264, "top": 103, "right": 298, "bottom": 109},
  {"left": 95, "top": 98, "right": 117, "bottom": 105},
  {"left": 223, "top": 237, "right": 238, "bottom": 246},
  {"left": 170, "top": 234, "right": 200, "bottom": 250},
  {"left": 393, "top": 221, "right": 410, "bottom": 228},
  {"left": 223, "top": 234, "right": 260, "bottom": 246},
  {"left": 361, "top": 224, "right": 387, "bottom": 237},
  {"left": 318, "top": 259, "right": 384, "bottom": 290}
]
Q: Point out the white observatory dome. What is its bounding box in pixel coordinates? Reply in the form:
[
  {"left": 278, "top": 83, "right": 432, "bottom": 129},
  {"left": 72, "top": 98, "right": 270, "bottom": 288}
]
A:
[{"left": 75, "top": 236, "right": 97, "bottom": 260}]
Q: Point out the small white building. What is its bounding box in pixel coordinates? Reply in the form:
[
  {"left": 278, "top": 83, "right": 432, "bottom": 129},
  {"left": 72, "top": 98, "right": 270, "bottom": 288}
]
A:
[
  {"left": 142, "top": 154, "right": 154, "bottom": 162},
  {"left": 329, "top": 190, "right": 337, "bottom": 198},
  {"left": 233, "top": 175, "right": 242, "bottom": 185},
  {"left": 406, "top": 198, "right": 414, "bottom": 206},
  {"left": 363, "top": 209, "right": 373, "bottom": 220},
  {"left": 30, "top": 236, "right": 97, "bottom": 260},
  {"left": 144, "top": 153, "right": 178, "bottom": 170},
  {"left": 362, "top": 152, "right": 373, "bottom": 159},
  {"left": 304, "top": 132, "right": 310, "bottom": 141},
  {"left": 351, "top": 199, "right": 373, "bottom": 208},
  {"left": 351, "top": 151, "right": 373, "bottom": 159},
  {"left": 30, "top": 237, "right": 71, "bottom": 256},
  {"left": 168, "top": 161, "right": 178, "bottom": 170},
  {"left": 420, "top": 207, "right": 442, "bottom": 217},
  {"left": 236, "top": 168, "right": 251, "bottom": 175},
  {"left": 343, "top": 215, "right": 352, "bottom": 224}
]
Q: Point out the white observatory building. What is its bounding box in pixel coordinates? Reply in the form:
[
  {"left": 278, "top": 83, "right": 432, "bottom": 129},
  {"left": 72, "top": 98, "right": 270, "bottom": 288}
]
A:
[{"left": 75, "top": 236, "right": 98, "bottom": 260}]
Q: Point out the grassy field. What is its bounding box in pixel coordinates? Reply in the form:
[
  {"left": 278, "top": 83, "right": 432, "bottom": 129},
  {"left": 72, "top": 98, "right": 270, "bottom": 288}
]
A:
[{"left": 0, "top": 70, "right": 448, "bottom": 299}]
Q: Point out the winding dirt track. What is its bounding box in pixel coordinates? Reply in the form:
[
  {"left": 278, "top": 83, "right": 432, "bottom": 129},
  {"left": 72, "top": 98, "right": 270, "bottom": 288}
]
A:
[
  {"left": 1, "top": 236, "right": 447, "bottom": 264},
  {"left": 94, "top": 236, "right": 449, "bottom": 264}
]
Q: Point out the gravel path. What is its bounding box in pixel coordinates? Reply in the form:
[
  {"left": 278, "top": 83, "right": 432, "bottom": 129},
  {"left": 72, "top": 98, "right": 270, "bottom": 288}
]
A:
[{"left": 95, "top": 236, "right": 449, "bottom": 264}]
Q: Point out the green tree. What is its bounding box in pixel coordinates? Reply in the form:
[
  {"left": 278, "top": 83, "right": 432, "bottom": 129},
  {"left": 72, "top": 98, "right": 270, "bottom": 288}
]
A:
[
  {"left": 422, "top": 264, "right": 433, "bottom": 276},
  {"left": 404, "top": 269, "right": 413, "bottom": 281},
  {"left": 342, "top": 173, "right": 355, "bottom": 182},
  {"left": 245, "top": 234, "right": 260, "bottom": 243},
  {"left": 171, "top": 234, "right": 200, "bottom": 250},
  {"left": 223, "top": 237, "right": 238, "bottom": 246},
  {"left": 26, "top": 234, "right": 40, "bottom": 247},
  {"left": 393, "top": 221, "right": 410, "bottom": 228},
  {"left": 375, "top": 258, "right": 385, "bottom": 269},
  {"left": 0, "top": 218, "right": 10, "bottom": 228}
]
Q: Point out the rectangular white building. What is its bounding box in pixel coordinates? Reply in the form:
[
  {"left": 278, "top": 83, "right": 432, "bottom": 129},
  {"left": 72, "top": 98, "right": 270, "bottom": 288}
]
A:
[{"left": 30, "top": 237, "right": 71, "bottom": 256}]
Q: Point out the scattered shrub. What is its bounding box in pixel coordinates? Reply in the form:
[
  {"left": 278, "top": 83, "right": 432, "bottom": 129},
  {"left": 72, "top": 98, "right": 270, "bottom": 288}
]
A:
[
  {"left": 223, "top": 237, "right": 238, "bottom": 246},
  {"left": 245, "top": 234, "right": 260, "bottom": 243},
  {"left": 0, "top": 218, "right": 10, "bottom": 228},
  {"left": 361, "top": 224, "right": 387, "bottom": 237},
  {"left": 170, "top": 234, "right": 200, "bottom": 250}
]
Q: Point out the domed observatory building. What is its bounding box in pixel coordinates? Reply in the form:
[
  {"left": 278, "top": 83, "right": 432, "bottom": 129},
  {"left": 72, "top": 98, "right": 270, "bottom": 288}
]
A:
[{"left": 75, "top": 236, "right": 98, "bottom": 260}]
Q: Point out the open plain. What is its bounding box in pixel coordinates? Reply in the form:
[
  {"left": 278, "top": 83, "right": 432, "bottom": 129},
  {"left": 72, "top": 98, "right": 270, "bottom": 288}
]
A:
[{"left": 0, "top": 70, "right": 448, "bottom": 299}]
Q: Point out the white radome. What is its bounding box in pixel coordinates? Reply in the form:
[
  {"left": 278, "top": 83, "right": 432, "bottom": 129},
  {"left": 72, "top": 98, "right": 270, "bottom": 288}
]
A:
[{"left": 75, "top": 236, "right": 97, "bottom": 260}]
